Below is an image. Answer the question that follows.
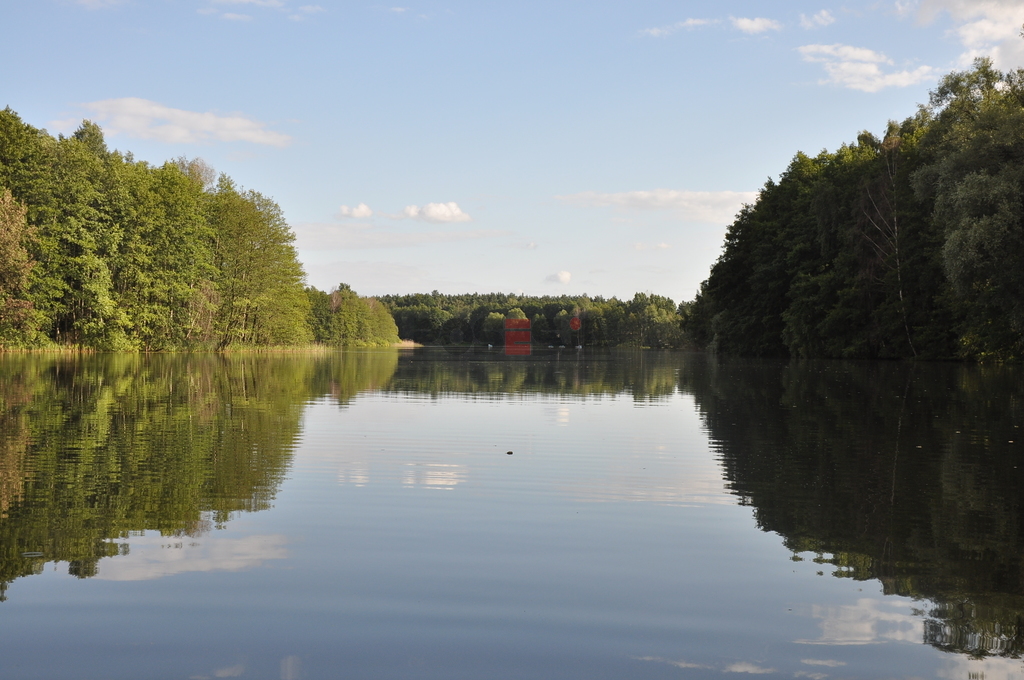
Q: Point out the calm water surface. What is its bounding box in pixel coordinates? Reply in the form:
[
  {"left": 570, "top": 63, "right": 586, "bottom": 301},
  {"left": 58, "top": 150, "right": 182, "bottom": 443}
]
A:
[{"left": 0, "top": 350, "right": 1022, "bottom": 679}]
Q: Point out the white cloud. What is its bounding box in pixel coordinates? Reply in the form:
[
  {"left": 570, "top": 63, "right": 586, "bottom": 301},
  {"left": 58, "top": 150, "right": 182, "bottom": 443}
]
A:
[
  {"left": 956, "top": 18, "right": 1014, "bottom": 47},
  {"left": 338, "top": 203, "right": 373, "bottom": 219},
  {"left": 916, "top": 0, "right": 1024, "bottom": 69},
  {"left": 390, "top": 7, "right": 409, "bottom": 12},
  {"left": 800, "top": 10, "right": 835, "bottom": 29},
  {"left": 800, "top": 43, "right": 890, "bottom": 63},
  {"left": 400, "top": 202, "right": 472, "bottom": 223},
  {"left": 294, "top": 222, "right": 505, "bottom": 249},
  {"left": 895, "top": 1, "right": 918, "bottom": 17},
  {"left": 724, "top": 662, "right": 776, "bottom": 674},
  {"left": 801, "top": 659, "right": 846, "bottom": 667},
  {"left": 633, "top": 656, "right": 710, "bottom": 670},
  {"left": 795, "top": 598, "right": 923, "bottom": 645},
  {"left": 96, "top": 533, "right": 288, "bottom": 581},
  {"left": 63, "top": 98, "right": 291, "bottom": 147},
  {"left": 545, "top": 271, "right": 571, "bottom": 284},
  {"left": 798, "top": 43, "right": 936, "bottom": 91},
  {"left": 556, "top": 189, "right": 756, "bottom": 224},
  {"left": 222, "top": 13, "right": 253, "bottom": 21},
  {"left": 730, "top": 17, "right": 782, "bottom": 34},
  {"left": 634, "top": 242, "right": 671, "bottom": 250},
  {"left": 640, "top": 18, "right": 713, "bottom": 37}
]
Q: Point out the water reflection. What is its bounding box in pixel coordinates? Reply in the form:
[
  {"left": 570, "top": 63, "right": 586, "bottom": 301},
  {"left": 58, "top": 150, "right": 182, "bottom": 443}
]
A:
[
  {"left": 96, "top": 532, "right": 288, "bottom": 581},
  {"left": 2, "top": 349, "right": 1024, "bottom": 672},
  {"left": 386, "top": 348, "right": 680, "bottom": 400},
  {"left": 400, "top": 463, "right": 467, "bottom": 490},
  {"left": 679, "top": 357, "right": 1024, "bottom": 659},
  {"left": 0, "top": 352, "right": 391, "bottom": 597},
  {"left": 796, "top": 599, "right": 923, "bottom": 646}
]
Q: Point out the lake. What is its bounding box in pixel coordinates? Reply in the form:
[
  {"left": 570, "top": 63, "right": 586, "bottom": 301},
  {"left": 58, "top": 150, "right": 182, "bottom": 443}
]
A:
[{"left": 0, "top": 349, "right": 1022, "bottom": 679}]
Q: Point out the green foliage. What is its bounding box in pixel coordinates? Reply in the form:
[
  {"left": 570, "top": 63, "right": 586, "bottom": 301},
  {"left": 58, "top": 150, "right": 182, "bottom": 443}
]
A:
[
  {"left": 208, "top": 178, "right": 311, "bottom": 348},
  {"left": 380, "top": 291, "right": 686, "bottom": 348},
  {"left": 915, "top": 59, "right": 1024, "bottom": 358},
  {"left": 482, "top": 311, "right": 506, "bottom": 345},
  {"left": 305, "top": 286, "right": 333, "bottom": 344},
  {"left": 0, "top": 108, "right": 356, "bottom": 350},
  {"left": 688, "top": 59, "right": 1024, "bottom": 359},
  {"left": 0, "top": 189, "right": 36, "bottom": 345},
  {"left": 323, "top": 283, "right": 400, "bottom": 347}
]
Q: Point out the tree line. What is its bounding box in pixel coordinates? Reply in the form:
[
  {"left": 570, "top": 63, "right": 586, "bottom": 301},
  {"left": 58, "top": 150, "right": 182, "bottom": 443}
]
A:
[
  {"left": 380, "top": 291, "right": 687, "bottom": 348},
  {"left": 685, "top": 59, "right": 1024, "bottom": 360},
  {"left": 0, "top": 109, "right": 397, "bottom": 350}
]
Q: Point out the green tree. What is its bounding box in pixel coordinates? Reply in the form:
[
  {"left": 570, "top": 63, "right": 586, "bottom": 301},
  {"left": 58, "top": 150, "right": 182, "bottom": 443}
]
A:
[
  {"left": 306, "top": 286, "right": 333, "bottom": 344},
  {"left": 0, "top": 189, "right": 36, "bottom": 345},
  {"left": 107, "top": 159, "right": 216, "bottom": 349},
  {"left": 482, "top": 311, "right": 505, "bottom": 345},
  {"left": 209, "top": 177, "right": 311, "bottom": 348},
  {"left": 327, "top": 284, "right": 399, "bottom": 346},
  {"left": 914, "top": 59, "right": 1024, "bottom": 357}
]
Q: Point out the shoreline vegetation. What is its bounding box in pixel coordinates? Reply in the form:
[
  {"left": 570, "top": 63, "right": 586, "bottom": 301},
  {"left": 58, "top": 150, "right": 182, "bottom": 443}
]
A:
[
  {"left": 0, "top": 108, "right": 400, "bottom": 351},
  {"left": 2, "top": 59, "right": 1022, "bottom": 358},
  {"left": 685, "top": 59, "right": 1024, "bottom": 361}
]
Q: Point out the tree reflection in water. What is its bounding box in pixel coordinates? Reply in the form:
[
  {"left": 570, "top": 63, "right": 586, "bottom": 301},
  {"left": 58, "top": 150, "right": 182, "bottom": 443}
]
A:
[
  {"left": 0, "top": 352, "right": 397, "bottom": 598},
  {"left": 2, "top": 349, "right": 1023, "bottom": 664},
  {"left": 678, "top": 356, "right": 1024, "bottom": 659}
]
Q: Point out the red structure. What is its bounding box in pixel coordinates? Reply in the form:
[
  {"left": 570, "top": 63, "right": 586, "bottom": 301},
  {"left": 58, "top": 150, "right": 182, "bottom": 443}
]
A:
[{"left": 504, "top": 318, "right": 531, "bottom": 356}]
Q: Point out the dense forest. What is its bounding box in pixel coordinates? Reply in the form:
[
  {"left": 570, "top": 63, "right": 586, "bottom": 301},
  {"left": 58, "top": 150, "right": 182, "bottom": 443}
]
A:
[
  {"left": 686, "top": 59, "right": 1024, "bottom": 360},
  {"left": 380, "top": 291, "right": 685, "bottom": 348},
  {"left": 0, "top": 109, "right": 398, "bottom": 350}
]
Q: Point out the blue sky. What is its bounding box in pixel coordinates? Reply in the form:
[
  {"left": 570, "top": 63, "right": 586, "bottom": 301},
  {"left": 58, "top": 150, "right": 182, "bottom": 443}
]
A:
[{"left": 4, "top": 0, "right": 1023, "bottom": 302}]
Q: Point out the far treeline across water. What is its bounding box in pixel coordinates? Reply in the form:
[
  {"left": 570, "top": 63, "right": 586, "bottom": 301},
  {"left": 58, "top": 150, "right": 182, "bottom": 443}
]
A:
[{"left": 3, "top": 58, "right": 1023, "bottom": 358}]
